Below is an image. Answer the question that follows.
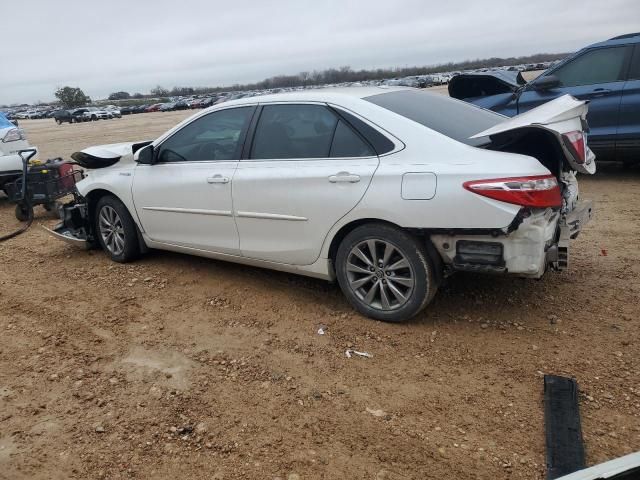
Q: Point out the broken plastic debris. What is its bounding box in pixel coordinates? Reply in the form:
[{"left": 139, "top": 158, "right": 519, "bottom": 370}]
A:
[
  {"left": 317, "top": 325, "right": 327, "bottom": 335},
  {"left": 345, "top": 349, "right": 372, "bottom": 358},
  {"left": 366, "top": 407, "right": 386, "bottom": 417}
]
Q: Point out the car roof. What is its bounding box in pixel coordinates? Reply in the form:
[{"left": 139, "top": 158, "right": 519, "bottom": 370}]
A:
[
  {"left": 587, "top": 32, "right": 640, "bottom": 49},
  {"left": 213, "top": 86, "right": 411, "bottom": 109}
]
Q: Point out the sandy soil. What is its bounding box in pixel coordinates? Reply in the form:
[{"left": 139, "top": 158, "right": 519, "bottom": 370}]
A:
[{"left": 0, "top": 97, "right": 639, "bottom": 479}]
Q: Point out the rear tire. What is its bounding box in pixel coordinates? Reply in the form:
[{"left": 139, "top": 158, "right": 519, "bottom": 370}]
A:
[
  {"left": 94, "top": 195, "right": 140, "bottom": 263},
  {"left": 335, "top": 223, "right": 437, "bottom": 322}
]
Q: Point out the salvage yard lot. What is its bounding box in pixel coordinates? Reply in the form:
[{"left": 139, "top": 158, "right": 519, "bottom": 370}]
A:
[{"left": 1, "top": 98, "right": 639, "bottom": 479}]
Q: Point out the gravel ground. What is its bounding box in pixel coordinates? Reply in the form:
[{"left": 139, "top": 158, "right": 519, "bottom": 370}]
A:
[{"left": 0, "top": 100, "right": 638, "bottom": 480}]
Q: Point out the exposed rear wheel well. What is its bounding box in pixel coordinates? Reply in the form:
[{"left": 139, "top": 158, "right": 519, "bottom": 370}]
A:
[{"left": 328, "top": 219, "right": 444, "bottom": 285}]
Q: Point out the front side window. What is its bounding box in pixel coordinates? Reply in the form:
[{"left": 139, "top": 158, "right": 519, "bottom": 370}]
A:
[
  {"left": 157, "top": 106, "right": 254, "bottom": 163},
  {"left": 551, "top": 47, "right": 629, "bottom": 87}
]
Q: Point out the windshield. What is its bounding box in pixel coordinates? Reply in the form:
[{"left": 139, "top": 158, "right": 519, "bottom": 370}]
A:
[{"left": 364, "top": 90, "right": 505, "bottom": 147}]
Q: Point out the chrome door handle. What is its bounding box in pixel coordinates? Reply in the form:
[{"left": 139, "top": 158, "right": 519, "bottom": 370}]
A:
[
  {"left": 329, "top": 172, "right": 361, "bottom": 183},
  {"left": 207, "top": 175, "right": 229, "bottom": 184}
]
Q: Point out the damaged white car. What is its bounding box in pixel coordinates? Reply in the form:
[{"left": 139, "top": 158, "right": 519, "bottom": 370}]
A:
[{"left": 48, "top": 87, "right": 594, "bottom": 322}]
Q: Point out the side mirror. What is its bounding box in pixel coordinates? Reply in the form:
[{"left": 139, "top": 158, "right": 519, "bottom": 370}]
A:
[
  {"left": 136, "top": 144, "right": 155, "bottom": 165},
  {"left": 532, "top": 74, "right": 560, "bottom": 91}
]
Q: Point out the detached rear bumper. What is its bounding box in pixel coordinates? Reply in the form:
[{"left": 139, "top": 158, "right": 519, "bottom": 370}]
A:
[{"left": 430, "top": 200, "right": 594, "bottom": 278}]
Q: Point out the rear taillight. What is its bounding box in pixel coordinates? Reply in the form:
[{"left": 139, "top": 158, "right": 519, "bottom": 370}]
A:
[
  {"left": 562, "top": 130, "right": 586, "bottom": 165},
  {"left": 2, "top": 127, "right": 24, "bottom": 143},
  {"left": 463, "top": 175, "right": 561, "bottom": 208}
]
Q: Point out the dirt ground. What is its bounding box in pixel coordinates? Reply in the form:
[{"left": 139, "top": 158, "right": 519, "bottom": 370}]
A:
[{"left": 1, "top": 96, "right": 639, "bottom": 479}]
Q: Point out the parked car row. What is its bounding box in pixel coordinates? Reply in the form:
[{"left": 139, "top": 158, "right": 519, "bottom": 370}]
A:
[{"left": 52, "top": 106, "right": 121, "bottom": 125}]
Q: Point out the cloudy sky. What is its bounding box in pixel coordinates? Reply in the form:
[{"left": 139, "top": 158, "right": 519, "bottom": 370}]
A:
[{"left": 2, "top": 0, "right": 638, "bottom": 104}]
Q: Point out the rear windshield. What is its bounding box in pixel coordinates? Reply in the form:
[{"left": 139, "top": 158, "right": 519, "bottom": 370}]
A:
[{"left": 364, "top": 90, "right": 504, "bottom": 147}]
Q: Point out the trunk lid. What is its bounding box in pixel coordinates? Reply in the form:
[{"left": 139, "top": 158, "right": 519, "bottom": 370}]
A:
[{"left": 471, "top": 95, "right": 596, "bottom": 175}]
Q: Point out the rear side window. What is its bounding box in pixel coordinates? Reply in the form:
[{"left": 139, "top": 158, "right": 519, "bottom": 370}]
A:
[
  {"left": 251, "top": 104, "right": 338, "bottom": 159},
  {"left": 552, "top": 46, "right": 629, "bottom": 86},
  {"left": 333, "top": 108, "right": 395, "bottom": 155},
  {"left": 330, "top": 120, "right": 374, "bottom": 157},
  {"left": 365, "top": 90, "right": 503, "bottom": 147}
]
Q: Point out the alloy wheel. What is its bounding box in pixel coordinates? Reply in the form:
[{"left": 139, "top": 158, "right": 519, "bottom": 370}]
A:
[
  {"left": 98, "top": 205, "right": 125, "bottom": 256},
  {"left": 345, "top": 239, "right": 415, "bottom": 311}
]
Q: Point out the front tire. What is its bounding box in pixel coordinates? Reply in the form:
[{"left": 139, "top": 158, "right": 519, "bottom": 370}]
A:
[
  {"left": 335, "top": 224, "right": 437, "bottom": 322},
  {"left": 94, "top": 196, "right": 140, "bottom": 263}
]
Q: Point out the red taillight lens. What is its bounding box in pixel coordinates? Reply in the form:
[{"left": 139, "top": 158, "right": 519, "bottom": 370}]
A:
[
  {"left": 463, "top": 175, "right": 561, "bottom": 208},
  {"left": 562, "top": 130, "right": 586, "bottom": 164}
]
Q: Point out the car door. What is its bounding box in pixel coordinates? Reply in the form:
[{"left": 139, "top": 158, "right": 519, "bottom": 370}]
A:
[
  {"left": 132, "top": 106, "right": 256, "bottom": 254},
  {"left": 617, "top": 44, "right": 640, "bottom": 163},
  {"left": 517, "top": 45, "right": 632, "bottom": 159},
  {"left": 233, "top": 103, "right": 379, "bottom": 265}
]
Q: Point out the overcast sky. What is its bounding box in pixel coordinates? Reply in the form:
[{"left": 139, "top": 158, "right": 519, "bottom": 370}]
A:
[{"left": 2, "top": 0, "right": 638, "bottom": 105}]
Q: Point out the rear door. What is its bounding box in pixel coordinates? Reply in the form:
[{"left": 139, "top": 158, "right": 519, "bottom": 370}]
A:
[
  {"left": 233, "top": 103, "right": 379, "bottom": 265},
  {"left": 617, "top": 45, "right": 640, "bottom": 163},
  {"left": 517, "top": 45, "right": 631, "bottom": 159}
]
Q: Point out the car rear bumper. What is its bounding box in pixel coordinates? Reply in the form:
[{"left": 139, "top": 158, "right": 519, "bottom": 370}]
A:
[{"left": 430, "top": 201, "right": 593, "bottom": 278}]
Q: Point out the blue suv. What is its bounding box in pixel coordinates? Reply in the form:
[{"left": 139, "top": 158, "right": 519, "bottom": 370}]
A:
[{"left": 450, "top": 33, "right": 640, "bottom": 164}]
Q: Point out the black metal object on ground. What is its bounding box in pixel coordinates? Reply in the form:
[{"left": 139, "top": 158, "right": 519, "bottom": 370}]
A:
[{"left": 544, "top": 375, "right": 586, "bottom": 479}]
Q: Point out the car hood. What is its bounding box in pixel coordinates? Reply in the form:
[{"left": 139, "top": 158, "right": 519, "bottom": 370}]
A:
[
  {"left": 71, "top": 141, "right": 151, "bottom": 169},
  {"left": 448, "top": 70, "right": 525, "bottom": 100}
]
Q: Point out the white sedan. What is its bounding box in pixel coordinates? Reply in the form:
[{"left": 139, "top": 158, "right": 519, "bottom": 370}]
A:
[{"left": 50, "top": 87, "right": 594, "bottom": 322}]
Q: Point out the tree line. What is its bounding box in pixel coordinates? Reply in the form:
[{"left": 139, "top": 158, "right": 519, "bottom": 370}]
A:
[
  {"left": 108, "top": 52, "right": 566, "bottom": 100},
  {"left": 49, "top": 52, "right": 569, "bottom": 108}
]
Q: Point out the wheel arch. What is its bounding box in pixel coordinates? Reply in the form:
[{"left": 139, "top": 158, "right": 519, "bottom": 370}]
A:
[
  {"left": 327, "top": 218, "right": 444, "bottom": 286},
  {"left": 327, "top": 218, "right": 400, "bottom": 265},
  {"left": 84, "top": 188, "right": 148, "bottom": 253}
]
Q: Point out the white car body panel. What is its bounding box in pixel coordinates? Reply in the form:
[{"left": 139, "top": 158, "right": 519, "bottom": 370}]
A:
[
  {"left": 556, "top": 451, "right": 640, "bottom": 479},
  {"left": 233, "top": 155, "right": 379, "bottom": 265},
  {"left": 132, "top": 161, "right": 240, "bottom": 254},
  {"left": 67, "top": 88, "right": 593, "bottom": 282}
]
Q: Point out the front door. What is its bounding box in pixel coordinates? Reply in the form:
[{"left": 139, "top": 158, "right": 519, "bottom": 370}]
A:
[
  {"left": 233, "top": 103, "right": 379, "bottom": 265},
  {"left": 132, "top": 106, "right": 256, "bottom": 254},
  {"left": 517, "top": 45, "right": 631, "bottom": 159}
]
